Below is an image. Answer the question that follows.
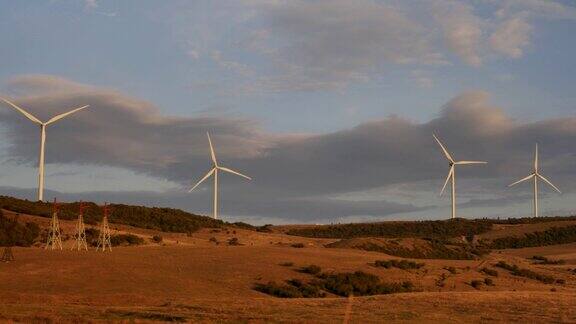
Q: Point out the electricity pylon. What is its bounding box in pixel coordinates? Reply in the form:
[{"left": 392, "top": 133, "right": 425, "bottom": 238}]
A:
[
  {"left": 1, "top": 247, "right": 14, "bottom": 262},
  {"left": 45, "top": 198, "right": 63, "bottom": 250},
  {"left": 96, "top": 203, "right": 112, "bottom": 252},
  {"left": 72, "top": 201, "right": 88, "bottom": 251}
]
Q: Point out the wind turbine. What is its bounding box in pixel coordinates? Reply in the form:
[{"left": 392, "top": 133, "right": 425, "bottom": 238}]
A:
[
  {"left": 0, "top": 97, "right": 89, "bottom": 201},
  {"left": 189, "top": 132, "right": 252, "bottom": 219},
  {"left": 508, "top": 144, "right": 561, "bottom": 217},
  {"left": 433, "top": 134, "right": 487, "bottom": 219}
]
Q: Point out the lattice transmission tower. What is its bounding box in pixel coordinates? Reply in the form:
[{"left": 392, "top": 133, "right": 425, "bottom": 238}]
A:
[
  {"left": 1, "top": 247, "right": 14, "bottom": 262},
  {"left": 45, "top": 198, "right": 63, "bottom": 250},
  {"left": 72, "top": 201, "right": 88, "bottom": 251},
  {"left": 96, "top": 203, "right": 112, "bottom": 252}
]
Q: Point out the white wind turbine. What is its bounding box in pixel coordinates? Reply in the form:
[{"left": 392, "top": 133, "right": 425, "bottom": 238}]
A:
[
  {"left": 189, "top": 132, "right": 252, "bottom": 219},
  {"left": 433, "top": 134, "right": 487, "bottom": 219},
  {"left": 0, "top": 97, "right": 89, "bottom": 201},
  {"left": 508, "top": 144, "right": 561, "bottom": 217}
]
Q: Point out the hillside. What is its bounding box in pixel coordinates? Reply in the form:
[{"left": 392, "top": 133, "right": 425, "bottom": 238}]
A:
[
  {"left": 2, "top": 200, "right": 576, "bottom": 322},
  {"left": 0, "top": 195, "right": 224, "bottom": 234}
]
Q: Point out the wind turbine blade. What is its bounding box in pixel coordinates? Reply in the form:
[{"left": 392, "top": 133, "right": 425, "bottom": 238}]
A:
[
  {"left": 433, "top": 134, "right": 454, "bottom": 163},
  {"left": 46, "top": 105, "right": 89, "bottom": 125},
  {"left": 218, "top": 166, "right": 252, "bottom": 180},
  {"left": 440, "top": 166, "right": 454, "bottom": 196},
  {"left": 534, "top": 143, "right": 539, "bottom": 172},
  {"left": 188, "top": 168, "right": 216, "bottom": 192},
  {"left": 0, "top": 97, "right": 42, "bottom": 124},
  {"left": 455, "top": 161, "right": 487, "bottom": 165},
  {"left": 207, "top": 132, "right": 217, "bottom": 165},
  {"left": 508, "top": 174, "right": 534, "bottom": 187},
  {"left": 537, "top": 174, "right": 561, "bottom": 193}
]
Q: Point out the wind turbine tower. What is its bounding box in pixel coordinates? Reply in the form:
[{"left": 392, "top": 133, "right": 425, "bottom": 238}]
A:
[
  {"left": 189, "top": 132, "right": 252, "bottom": 219},
  {"left": 46, "top": 198, "right": 63, "bottom": 250},
  {"left": 433, "top": 134, "right": 487, "bottom": 219},
  {"left": 96, "top": 203, "right": 112, "bottom": 252},
  {"left": 509, "top": 144, "right": 561, "bottom": 217},
  {"left": 0, "top": 97, "right": 89, "bottom": 201},
  {"left": 72, "top": 201, "right": 88, "bottom": 251}
]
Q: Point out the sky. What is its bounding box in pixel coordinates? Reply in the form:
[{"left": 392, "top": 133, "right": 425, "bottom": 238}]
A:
[{"left": 0, "top": 0, "right": 575, "bottom": 224}]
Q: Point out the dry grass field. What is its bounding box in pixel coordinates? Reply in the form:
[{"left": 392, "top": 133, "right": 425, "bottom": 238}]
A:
[{"left": 1, "top": 211, "right": 576, "bottom": 323}]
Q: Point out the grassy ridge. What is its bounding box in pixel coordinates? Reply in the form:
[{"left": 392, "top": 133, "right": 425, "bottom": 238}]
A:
[{"left": 0, "top": 196, "right": 223, "bottom": 234}]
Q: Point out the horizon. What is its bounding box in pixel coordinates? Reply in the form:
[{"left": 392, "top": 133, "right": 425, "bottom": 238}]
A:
[{"left": 1, "top": 0, "right": 576, "bottom": 224}]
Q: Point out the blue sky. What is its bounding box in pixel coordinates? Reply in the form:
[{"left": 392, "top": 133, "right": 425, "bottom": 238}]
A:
[{"left": 0, "top": 0, "right": 575, "bottom": 224}]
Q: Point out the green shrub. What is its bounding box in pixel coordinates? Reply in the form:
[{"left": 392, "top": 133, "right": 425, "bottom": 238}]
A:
[
  {"left": 151, "top": 235, "right": 163, "bottom": 243},
  {"left": 374, "top": 259, "right": 424, "bottom": 270},
  {"left": 480, "top": 267, "right": 498, "bottom": 277},
  {"left": 286, "top": 279, "right": 326, "bottom": 298},
  {"left": 228, "top": 237, "right": 242, "bottom": 246},
  {"left": 254, "top": 282, "right": 303, "bottom": 298},
  {"left": 444, "top": 266, "right": 457, "bottom": 274},
  {"left": 484, "top": 278, "right": 494, "bottom": 286},
  {"left": 300, "top": 265, "right": 322, "bottom": 275},
  {"left": 470, "top": 280, "right": 483, "bottom": 289},
  {"left": 321, "top": 271, "right": 416, "bottom": 297},
  {"left": 0, "top": 211, "right": 40, "bottom": 247},
  {"left": 110, "top": 234, "right": 144, "bottom": 246},
  {"left": 495, "top": 261, "right": 556, "bottom": 284}
]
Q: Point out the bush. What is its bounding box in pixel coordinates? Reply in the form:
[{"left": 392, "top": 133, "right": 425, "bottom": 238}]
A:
[
  {"left": 470, "top": 280, "right": 483, "bottom": 289},
  {"left": 374, "top": 259, "right": 424, "bottom": 270},
  {"left": 228, "top": 237, "right": 242, "bottom": 246},
  {"left": 0, "top": 211, "right": 40, "bottom": 247},
  {"left": 484, "top": 278, "right": 494, "bottom": 286},
  {"left": 254, "top": 282, "right": 304, "bottom": 298},
  {"left": 286, "top": 279, "right": 326, "bottom": 298},
  {"left": 495, "top": 261, "right": 556, "bottom": 284},
  {"left": 151, "top": 235, "right": 163, "bottom": 243},
  {"left": 321, "top": 271, "right": 416, "bottom": 297},
  {"left": 556, "top": 279, "right": 566, "bottom": 284},
  {"left": 480, "top": 267, "right": 498, "bottom": 277},
  {"left": 300, "top": 265, "right": 322, "bottom": 275},
  {"left": 291, "top": 243, "right": 305, "bottom": 248},
  {"left": 444, "top": 266, "right": 457, "bottom": 274},
  {"left": 110, "top": 234, "right": 145, "bottom": 246}
]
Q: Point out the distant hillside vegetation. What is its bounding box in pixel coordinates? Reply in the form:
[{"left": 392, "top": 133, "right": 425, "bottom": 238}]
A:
[
  {"left": 489, "top": 225, "right": 576, "bottom": 249},
  {"left": 0, "top": 209, "right": 40, "bottom": 247},
  {"left": 286, "top": 219, "right": 493, "bottom": 239},
  {"left": 0, "top": 196, "right": 223, "bottom": 233}
]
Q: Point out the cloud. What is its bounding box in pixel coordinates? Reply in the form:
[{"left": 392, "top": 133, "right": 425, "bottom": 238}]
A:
[
  {"left": 489, "top": 13, "right": 532, "bottom": 58},
  {"left": 217, "top": 0, "right": 575, "bottom": 92},
  {"left": 85, "top": 0, "right": 98, "bottom": 10},
  {"left": 2, "top": 75, "right": 576, "bottom": 222},
  {"left": 432, "top": 0, "right": 484, "bottom": 67}
]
